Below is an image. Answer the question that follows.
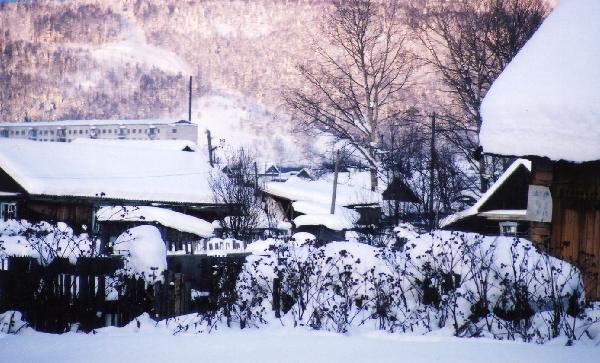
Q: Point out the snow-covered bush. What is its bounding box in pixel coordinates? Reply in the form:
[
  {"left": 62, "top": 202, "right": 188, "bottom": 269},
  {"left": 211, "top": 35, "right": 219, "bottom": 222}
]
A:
[
  {"left": 207, "top": 230, "right": 599, "bottom": 344},
  {"left": 112, "top": 225, "right": 167, "bottom": 283},
  {"left": 0, "top": 220, "right": 97, "bottom": 265},
  {"left": 0, "top": 311, "right": 31, "bottom": 334}
]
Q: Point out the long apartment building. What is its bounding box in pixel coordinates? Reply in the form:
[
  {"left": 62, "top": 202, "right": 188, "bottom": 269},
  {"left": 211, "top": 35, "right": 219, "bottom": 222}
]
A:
[{"left": 0, "top": 119, "right": 198, "bottom": 143}]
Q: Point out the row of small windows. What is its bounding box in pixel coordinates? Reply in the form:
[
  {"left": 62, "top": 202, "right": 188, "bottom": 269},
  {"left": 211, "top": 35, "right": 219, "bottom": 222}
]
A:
[{"left": 2, "top": 127, "right": 166, "bottom": 136}]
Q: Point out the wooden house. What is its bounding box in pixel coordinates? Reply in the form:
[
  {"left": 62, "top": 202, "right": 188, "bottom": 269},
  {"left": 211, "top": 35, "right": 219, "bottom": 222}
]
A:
[
  {"left": 262, "top": 173, "right": 382, "bottom": 241},
  {"left": 478, "top": 0, "right": 600, "bottom": 298},
  {"left": 263, "top": 165, "right": 313, "bottom": 181},
  {"left": 381, "top": 177, "right": 420, "bottom": 225},
  {"left": 441, "top": 159, "right": 531, "bottom": 237},
  {"left": 96, "top": 206, "right": 215, "bottom": 253},
  {"left": 0, "top": 139, "right": 237, "bottom": 250}
]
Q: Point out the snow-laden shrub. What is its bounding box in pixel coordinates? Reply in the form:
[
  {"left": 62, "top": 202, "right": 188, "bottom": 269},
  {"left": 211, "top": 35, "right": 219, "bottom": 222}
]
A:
[
  {"left": 225, "top": 230, "right": 598, "bottom": 343},
  {"left": 0, "top": 311, "right": 31, "bottom": 334},
  {"left": 0, "top": 220, "right": 97, "bottom": 265},
  {"left": 112, "top": 225, "right": 167, "bottom": 283}
]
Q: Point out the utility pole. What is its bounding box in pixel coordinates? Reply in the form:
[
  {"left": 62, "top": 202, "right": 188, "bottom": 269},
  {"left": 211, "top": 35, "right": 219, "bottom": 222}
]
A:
[
  {"left": 206, "top": 130, "right": 214, "bottom": 167},
  {"left": 330, "top": 150, "right": 341, "bottom": 214},
  {"left": 188, "top": 75, "right": 192, "bottom": 122},
  {"left": 429, "top": 113, "right": 436, "bottom": 230},
  {"left": 254, "top": 161, "right": 259, "bottom": 193}
]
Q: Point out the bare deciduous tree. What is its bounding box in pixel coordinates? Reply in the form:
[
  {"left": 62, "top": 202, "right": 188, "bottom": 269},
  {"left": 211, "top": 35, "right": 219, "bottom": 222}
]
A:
[
  {"left": 209, "top": 148, "right": 263, "bottom": 242},
  {"left": 286, "top": 0, "right": 415, "bottom": 191},
  {"left": 408, "top": 0, "right": 547, "bottom": 192}
]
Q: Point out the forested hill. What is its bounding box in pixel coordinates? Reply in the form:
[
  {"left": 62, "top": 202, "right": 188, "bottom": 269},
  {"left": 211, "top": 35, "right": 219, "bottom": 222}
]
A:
[{"left": 0, "top": 0, "right": 327, "bottom": 122}]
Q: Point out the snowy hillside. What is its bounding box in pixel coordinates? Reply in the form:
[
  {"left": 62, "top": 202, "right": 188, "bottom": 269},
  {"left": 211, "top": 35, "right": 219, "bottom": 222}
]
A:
[{"left": 186, "top": 92, "right": 331, "bottom": 167}]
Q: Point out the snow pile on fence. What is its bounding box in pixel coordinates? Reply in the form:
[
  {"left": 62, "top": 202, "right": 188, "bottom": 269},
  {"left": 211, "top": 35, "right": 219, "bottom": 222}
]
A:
[
  {"left": 0, "top": 220, "right": 97, "bottom": 265},
  {"left": 113, "top": 226, "right": 167, "bottom": 282},
  {"left": 201, "top": 230, "right": 598, "bottom": 344}
]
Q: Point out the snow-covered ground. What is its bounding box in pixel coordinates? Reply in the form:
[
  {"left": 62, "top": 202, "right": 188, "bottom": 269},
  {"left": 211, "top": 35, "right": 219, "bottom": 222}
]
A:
[
  {"left": 90, "top": 21, "right": 191, "bottom": 75},
  {"left": 0, "top": 326, "right": 596, "bottom": 363}
]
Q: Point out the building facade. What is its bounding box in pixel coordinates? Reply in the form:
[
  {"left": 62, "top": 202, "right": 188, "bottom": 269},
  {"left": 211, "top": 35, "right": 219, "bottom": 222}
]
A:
[{"left": 0, "top": 119, "right": 198, "bottom": 143}]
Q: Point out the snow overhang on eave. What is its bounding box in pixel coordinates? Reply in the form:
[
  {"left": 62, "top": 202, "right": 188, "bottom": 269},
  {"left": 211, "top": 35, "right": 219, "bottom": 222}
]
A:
[{"left": 478, "top": 209, "right": 529, "bottom": 221}]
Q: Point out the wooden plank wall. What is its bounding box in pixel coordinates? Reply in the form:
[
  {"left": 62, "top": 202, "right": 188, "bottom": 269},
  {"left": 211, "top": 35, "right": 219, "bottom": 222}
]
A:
[{"left": 534, "top": 160, "right": 600, "bottom": 300}]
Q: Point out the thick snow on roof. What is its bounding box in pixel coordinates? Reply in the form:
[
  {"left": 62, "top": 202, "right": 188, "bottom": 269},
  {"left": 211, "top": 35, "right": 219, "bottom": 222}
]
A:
[
  {"left": 0, "top": 139, "right": 215, "bottom": 204},
  {"left": 264, "top": 176, "right": 381, "bottom": 206},
  {"left": 0, "top": 119, "right": 191, "bottom": 127},
  {"left": 480, "top": 0, "right": 600, "bottom": 162},
  {"left": 292, "top": 200, "right": 360, "bottom": 230},
  {"left": 294, "top": 214, "right": 355, "bottom": 231},
  {"left": 72, "top": 138, "right": 198, "bottom": 152},
  {"left": 97, "top": 206, "right": 214, "bottom": 238},
  {"left": 440, "top": 159, "right": 531, "bottom": 228}
]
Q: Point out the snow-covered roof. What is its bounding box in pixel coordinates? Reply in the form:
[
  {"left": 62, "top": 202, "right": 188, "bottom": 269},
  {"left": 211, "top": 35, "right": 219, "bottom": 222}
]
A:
[
  {"left": 294, "top": 214, "right": 355, "bottom": 231},
  {"left": 480, "top": 0, "right": 600, "bottom": 162},
  {"left": 72, "top": 138, "right": 198, "bottom": 152},
  {"left": 264, "top": 176, "right": 381, "bottom": 207},
  {"left": 97, "top": 206, "right": 214, "bottom": 238},
  {"left": 292, "top": 200, "right": 360, "bottom": 230},
  {"left": 440, "top": 159, "right": 531, "bottom": 228},
  {"left": 0, "top": 119, "right": 193, "bottom": 127},
  {"left": 0, "top": 139, "right": 216, "bottom": 204}
]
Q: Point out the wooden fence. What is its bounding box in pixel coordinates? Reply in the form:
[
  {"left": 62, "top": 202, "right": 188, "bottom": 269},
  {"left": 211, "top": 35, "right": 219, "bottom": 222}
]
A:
[{"left": 0, "top": 256, "right": 193, "bottom": 332}]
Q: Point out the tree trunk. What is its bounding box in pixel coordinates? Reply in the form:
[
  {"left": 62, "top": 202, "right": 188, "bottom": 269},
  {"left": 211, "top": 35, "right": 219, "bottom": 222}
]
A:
[
  {"left": 369, "top": 166, "right": 378, "bottom": 191},
  {"left": 479, "top": 157, "right": 488, "bottom": 193}
]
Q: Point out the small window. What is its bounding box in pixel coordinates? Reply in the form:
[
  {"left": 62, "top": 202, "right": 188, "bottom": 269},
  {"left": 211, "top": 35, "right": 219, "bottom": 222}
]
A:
[
  {"left": 499, "top": 222, "right": 518, "bottom": 237},
  {"left": 50, "top": 130, "right": 54, "bottom": 135},
  {"left": 79, "top": 130, "right": 83, "bottom": 134},
  {"left": 133, "top": 129, "right": 136, "bottom": 134},
  {"left": 1, "top": 202, "right": 17, "bottom": 221},
  {"left": 172, "top": 128, "right": 177, "bottom": 133}
]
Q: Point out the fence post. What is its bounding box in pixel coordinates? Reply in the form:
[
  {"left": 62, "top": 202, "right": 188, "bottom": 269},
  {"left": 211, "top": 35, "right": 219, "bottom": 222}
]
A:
[{"left": 272, "top": 277, "right": 281, "bottom": 318}]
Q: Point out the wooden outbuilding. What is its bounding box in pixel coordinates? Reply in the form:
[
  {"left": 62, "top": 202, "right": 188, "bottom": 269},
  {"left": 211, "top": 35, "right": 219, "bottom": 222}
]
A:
[
  {"left": 478, "top": 0, "right": 600, "bottom": 298},
  {"left": 441, "top": 159, "right": 531, "bottom": 237}
]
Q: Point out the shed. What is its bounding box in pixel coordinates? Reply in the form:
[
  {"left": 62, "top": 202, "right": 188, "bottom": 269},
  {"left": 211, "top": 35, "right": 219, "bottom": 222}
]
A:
[
  {"left": 479, "top": 0, "right": 600, "bottom": 298},
  {"left": 96, "top": 206, "right": 214, "bottom": 253},
  {"left": 440, "top": 159, "right": 531, "bottom": 237}
]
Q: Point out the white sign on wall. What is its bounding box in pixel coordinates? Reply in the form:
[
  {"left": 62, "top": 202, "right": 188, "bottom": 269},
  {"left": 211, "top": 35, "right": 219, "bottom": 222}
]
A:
[{"left": 526, "top": 185, "right": 552, "bottom": 223}]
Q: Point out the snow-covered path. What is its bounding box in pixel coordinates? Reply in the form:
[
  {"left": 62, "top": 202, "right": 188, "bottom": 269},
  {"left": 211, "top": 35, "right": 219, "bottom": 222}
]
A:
[{"left": 0, "top": 328, "right": 596, "bottom": 363}]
